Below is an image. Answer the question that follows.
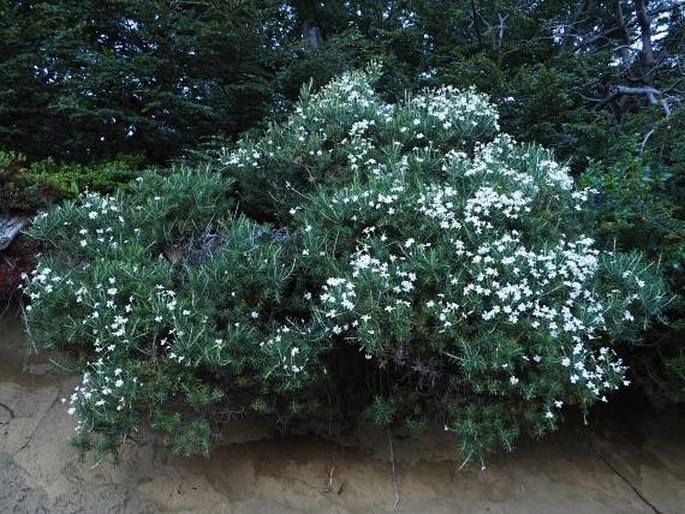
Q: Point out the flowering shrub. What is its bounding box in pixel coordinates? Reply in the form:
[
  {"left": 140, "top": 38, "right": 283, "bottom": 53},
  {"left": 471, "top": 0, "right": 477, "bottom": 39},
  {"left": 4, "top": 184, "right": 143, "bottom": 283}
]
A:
[{"left": 24, "top": 65, "right": 668, "bottom": 463}]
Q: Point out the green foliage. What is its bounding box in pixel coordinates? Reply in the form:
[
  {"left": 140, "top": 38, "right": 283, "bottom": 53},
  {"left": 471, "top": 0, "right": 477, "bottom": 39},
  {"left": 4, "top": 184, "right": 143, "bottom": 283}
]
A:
[
  {"left": 365, "top": 396, "right": 396, "bottom": 426},
  {"left": 581, "top": 138, "right": 685, "bottom": 274},
  {"left": 580, "top": 111, "right": 685, "bottom": 402},
  {"left": 0, "top": 151, "right": 146, "bottom": 213},
  {"left": 24, "top": 68, "right": 668, "bottom": 465},
  {"left": 664, "top": 343, "right": 685, "bottom": 403}
]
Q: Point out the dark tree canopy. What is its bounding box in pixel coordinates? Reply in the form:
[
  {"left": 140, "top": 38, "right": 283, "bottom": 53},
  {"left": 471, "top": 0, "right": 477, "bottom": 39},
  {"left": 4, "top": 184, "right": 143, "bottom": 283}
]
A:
[{"left": 1, "top": 0, "right": 682, "bottom": 165}]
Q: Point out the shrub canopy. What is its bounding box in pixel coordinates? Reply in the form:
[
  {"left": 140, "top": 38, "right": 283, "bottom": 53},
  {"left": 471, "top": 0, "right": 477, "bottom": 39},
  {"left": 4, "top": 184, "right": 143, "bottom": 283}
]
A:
[{"left": 24, "top": 66, "right": 667, "bottom": 462}]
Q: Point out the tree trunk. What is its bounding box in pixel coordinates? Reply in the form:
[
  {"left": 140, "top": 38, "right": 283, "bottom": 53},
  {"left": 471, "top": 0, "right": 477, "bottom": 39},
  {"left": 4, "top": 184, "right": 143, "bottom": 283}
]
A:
[
  {"left": 613, "top": 0, "right": 632, "bottom": 68},
  {"left": 634, "top": 0, "right": 656, "bottom": 86},
  {"left": 303, "top": 21, "right": 323, "bottom": 52}
]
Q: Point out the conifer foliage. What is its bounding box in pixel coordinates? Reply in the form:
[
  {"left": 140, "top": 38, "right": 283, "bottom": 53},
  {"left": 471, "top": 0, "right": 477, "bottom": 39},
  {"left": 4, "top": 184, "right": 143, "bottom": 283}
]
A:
[{"left": 23, "top": 66, "right": 668, "bottom": 463}]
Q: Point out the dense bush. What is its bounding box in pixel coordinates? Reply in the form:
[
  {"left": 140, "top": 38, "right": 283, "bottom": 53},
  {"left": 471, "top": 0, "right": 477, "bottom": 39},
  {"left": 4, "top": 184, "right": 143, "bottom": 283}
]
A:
[
  {"left": 580, "top": 112, "right": 685, "bottom": 404},
  {"left": 24, "top": 66, "right": 668, "bottom": 463}
]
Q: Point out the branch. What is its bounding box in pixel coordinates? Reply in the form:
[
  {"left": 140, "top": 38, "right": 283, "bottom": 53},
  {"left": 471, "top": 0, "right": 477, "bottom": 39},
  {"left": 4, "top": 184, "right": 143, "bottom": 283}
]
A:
[
  {"left": 596, "top": 85, "right": 672, "bottom": 117},
  {"left": 613, "top": 0, "right": 631, "bottom": 67},
  {"left": 615, "top": 85, "right": 662, "bottom": 98},
  {"left": 561, "top": 0, "right": 591, "bottom": 52},
  {"left": 640, "top": 127, "right": 656, "bottom": 155},
  {"left": 634, "top": 0, "right": 656, "bottom": 82}
]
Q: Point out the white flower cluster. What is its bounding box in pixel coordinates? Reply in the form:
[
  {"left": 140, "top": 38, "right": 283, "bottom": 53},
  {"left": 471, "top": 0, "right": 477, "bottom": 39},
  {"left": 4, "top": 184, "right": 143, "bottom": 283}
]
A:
[
  {"left": 313, "top": 64, "right": 383, "bottom": 111},
  {"left": 23, "top": 266, "right": 73, "bottom": 309},
  {"left": 58, "top": 277, "right": 201, "bottom": 427},
  {"left": 539, "top": 159, "right": 574, "bottom": 191},
  {"left": 25, "top": 189, "right": 208, "bottom": 424},
  {"left": 316, "top": 245, "right": 419, "bottom": 352},
  {"left": 284, "top": 68, "right": 657, "bottom": 407},
  {"left": 75, "top": 192, "right": 130, "bottom": 251},
  {"left": 259, "top": 324, "right": 311, "bottom": 376},
  {"left": 64, "top": 360, "right": 140, "bottom": 433},
  {"left": 407, "top": 85, "right": 500, "bottom": 134}
]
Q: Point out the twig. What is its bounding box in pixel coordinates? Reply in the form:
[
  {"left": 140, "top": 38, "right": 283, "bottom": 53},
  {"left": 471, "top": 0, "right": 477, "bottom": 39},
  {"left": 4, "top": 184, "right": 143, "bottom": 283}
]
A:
[
  {"left": 387, "top": 426, "right": 400, "bottom": 510},
  {"left": 327, "top": 463, "right": 335, "bottom": 491},
  {"left": 640, "top": 128, "right": 656, "bottom": 155},
  {"left": 323, "top": 461, "right": 338, "bottom": 494}
]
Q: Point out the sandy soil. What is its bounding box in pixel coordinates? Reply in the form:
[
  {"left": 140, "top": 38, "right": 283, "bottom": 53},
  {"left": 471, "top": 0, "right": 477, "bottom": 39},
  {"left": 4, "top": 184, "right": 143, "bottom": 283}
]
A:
[{"left": 2, "top": 311, "right": 685, "bottom": 514}]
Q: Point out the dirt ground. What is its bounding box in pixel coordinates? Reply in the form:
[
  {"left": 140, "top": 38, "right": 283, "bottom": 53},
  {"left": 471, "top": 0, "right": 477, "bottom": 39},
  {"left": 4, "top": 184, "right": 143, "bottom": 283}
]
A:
[{"left": 2, "top": 312, "right": 685, "bottom": 514}]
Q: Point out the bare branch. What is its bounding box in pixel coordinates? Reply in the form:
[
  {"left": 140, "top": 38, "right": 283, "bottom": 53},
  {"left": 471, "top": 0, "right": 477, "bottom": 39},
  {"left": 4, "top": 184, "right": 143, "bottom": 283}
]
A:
[
  {"left": 561, "top": 0, "right": 591, "bottom": 52},
  {"left": 616, "top": 85, "right": 662, "bottom": 97},
  {"left": 640, "top": 127, "right": 656, "bottom": 155}
]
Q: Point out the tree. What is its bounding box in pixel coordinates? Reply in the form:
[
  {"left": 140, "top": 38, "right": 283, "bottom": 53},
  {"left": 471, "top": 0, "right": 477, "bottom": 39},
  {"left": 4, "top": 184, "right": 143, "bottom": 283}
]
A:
[{"left": 0, "top": 0, "right": 282, "bottom": 162}]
